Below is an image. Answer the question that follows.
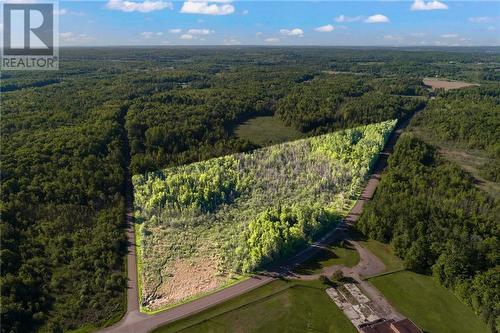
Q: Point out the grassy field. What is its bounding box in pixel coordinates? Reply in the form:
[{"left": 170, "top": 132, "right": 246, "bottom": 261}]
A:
[
  {"left": 293, "top": 240, "right": 360, "bottom": 275},
  {"left": 133, "top": 120, "right": 396, "bottom": 311},
  {"left": 153, "top": 279, "right": 357, "bottom": 333},
  {"left": 422, "top": 78, "right": 479, "bottom": 91},
  {"left": 234, "top": 116, "right": 304, "bottom": 146},
  {"left": 357, "top": 239, "right": 404, "bottom": 273},
  {"left": 369, "top": 271, "right": 489, "bottom": 333}
]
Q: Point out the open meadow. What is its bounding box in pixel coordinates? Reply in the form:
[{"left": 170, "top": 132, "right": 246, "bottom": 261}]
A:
[
  {"left": 152, "top": 279, "right": 357, "bottom": 333},
  {"left": 369, "top": 271, "right": 490, "bottom": 333},
  {"left": 133, "top": 120, "right": 396, "bottom": 311},
  {"left": 234, "top": 116, "right": 304, "bottom": 146}
]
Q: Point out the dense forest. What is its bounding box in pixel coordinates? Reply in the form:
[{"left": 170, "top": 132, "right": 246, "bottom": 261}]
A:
[
  {"left": 1, "top": 47, "right": 499, "bottom": 332},
  {"left": 358, "top": 85, "right": 500, "bottom": 332},
  {"left": 412, "top": 86, "right": 500, "bottom": 181},
  {"left": 357, "top": 137, "right": 499, "bottom": 331}
]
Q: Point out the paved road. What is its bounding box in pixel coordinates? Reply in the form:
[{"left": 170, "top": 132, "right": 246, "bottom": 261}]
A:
[{"left": 100, "top": 113, "right": 416, "bottom": 333}]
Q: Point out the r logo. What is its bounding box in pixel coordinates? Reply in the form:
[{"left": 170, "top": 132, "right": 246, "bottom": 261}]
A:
[{"left": 3, "top": 3, "right": 54, "bottom": 56}]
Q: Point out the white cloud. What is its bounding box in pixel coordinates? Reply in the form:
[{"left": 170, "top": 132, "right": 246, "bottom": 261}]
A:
[
  {"left": 265, "top": 37, "right": 279, "bottom": 43},
  {"left": 469, "top": 16, "right": 493, "bottom": 24},
  {"left": 441, "top": 33, "right": 458, "bottom": 38},
  {"left": 169, "top": 28, "right": 182, "bottom": 34},
  {"left": 365, "top": 14, "right": 389, "bottom": 23},
  {"left": 0, "top": 24, "right": 3, "bottom": 33},
  {"left": 54, "top": 8, "right": 67, "bottom": 15},
  {"left": 187, "top": 28, "right": 212, "bottom": 35},
  {"left": 60, "top": 32, "right": 94, "bottom": 43},
  {"left": 256, "top": 32, "right": 263, "bottom": 36},
  {"left": 179, "top": 34, "right": 194, "bottom": 40},
  {"left": 224, "top": 38, "right": 242, "bottom": 45},
  {"left": 411, "top": 0, "right": 448, "bottom": 11},
  {"left": 384, "top": 34, "right": 402, "bottom": 41},
  {"left": 54, "top": 8, "right": 85, "bottom": 16},
  {"left": 335, "top": 15, "right": 362, "bottom": 23},
  {"left": 242, "top": 9, "right": 249, "bottom": 15},
  {"left": 106, "top": 0, "right": 172, "bottom": 13},
  {"left": 410, "top": 32, "right": 426, "bottom": 37},
  {"left": 60, "top": 32, "right": 75, "bottom": 39},
  {"left": 314, "top": 24, "right": 334, "bottom": 32},
  {"left": 280, "top": 28, "right": 304, "bottom": 37},
  {"left": 180, "top": 0, "right": 235, "bottom": 15},
  {"left": 487, "top": 26, "right": 496, "bottom": 31},
  {"left": 141, "top": 31, "right": 155, "bottom": 39}
]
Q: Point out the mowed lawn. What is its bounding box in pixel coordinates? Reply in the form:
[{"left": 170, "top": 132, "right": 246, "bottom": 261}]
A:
[
  {"left": 153, "top": 279, "right": 357, "bottom": 333},
  {"left": 234, "top": 116, "right": 304, "bottom": 146},
  {"left": 369, "top": 271, "right": 489, "bottom": 333},
  {"left": 294, "top": 240, "right": 360, "bottom": 275}
]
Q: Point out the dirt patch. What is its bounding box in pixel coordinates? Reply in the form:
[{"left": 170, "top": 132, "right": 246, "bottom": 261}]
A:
[
  {"left": 423, "top": 78, "right": 479, "bottom": 91},
  {"left": 147, "top": 256, "right": 230, "bottom": 311}
]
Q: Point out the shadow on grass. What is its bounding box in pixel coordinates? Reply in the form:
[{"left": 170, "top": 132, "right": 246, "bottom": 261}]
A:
[{"left": 293, "top": 240, "right": 357, "bottom": 275}]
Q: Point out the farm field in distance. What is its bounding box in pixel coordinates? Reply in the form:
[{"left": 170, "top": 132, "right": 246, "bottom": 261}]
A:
[
  {"left": 133, "top": 120, "right": 396, "bottom": 311},
  {"left": 422, "top": 77, "right": 479, "bottom": 91}
]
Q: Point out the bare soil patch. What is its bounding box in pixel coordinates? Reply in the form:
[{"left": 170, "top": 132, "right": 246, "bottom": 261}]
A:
[
  {"left": 423, "top": 78, "right": 479, "bottom": 91},
  {"left": 148, "top": 257, "right": 231, "bottom": 310}
]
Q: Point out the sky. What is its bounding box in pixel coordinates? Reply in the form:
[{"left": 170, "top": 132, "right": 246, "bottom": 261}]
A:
[{"left": 2, "top": 0, "right": 500, "bottom": 46}]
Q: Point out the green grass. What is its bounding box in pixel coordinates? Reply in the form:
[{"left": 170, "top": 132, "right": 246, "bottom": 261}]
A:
[
  {"left": 152, "top": 279, "right": 357, "bottom": 333},
  {"left": 234, "top": 116, "right": 304, "bottom": 146},
  {"left": 369, "top": 271, "right": 489, "bottom": 333},
  {"left": 293, "top": 240, "right": 360, "bottom": 275},
  {"left": 358, "top": 239, "right": 405, "bottom": 273}
]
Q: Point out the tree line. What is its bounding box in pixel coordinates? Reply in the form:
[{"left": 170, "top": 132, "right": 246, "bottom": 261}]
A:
[{"left": 357, "top": 136, "right": 499, "bottom": 332}]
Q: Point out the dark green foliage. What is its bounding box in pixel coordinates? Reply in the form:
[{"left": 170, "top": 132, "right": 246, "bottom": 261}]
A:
[
  {"left": 413, "top": 86, "right": 500, "bottom": 182},
  {"left": 276, "top": 76, "right": 426, "bottom": 133},
  {"left": 1, "top": 89, "right": 129, "bottom": 330},
  {"left": 357, "top": 136, "right": 499, "bottom": 331}
]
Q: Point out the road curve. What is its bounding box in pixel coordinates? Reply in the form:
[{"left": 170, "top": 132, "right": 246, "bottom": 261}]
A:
[{"left": 100, "top": 112, "right": 417, "bottom": 333}]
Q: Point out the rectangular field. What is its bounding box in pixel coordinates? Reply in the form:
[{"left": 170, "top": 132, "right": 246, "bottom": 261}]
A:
[
  {"left": 133, "top": 120, "right": 396, "bottom": 311},
  {"left": 369, "top": 271, "right": 490, "bottom": 333}
]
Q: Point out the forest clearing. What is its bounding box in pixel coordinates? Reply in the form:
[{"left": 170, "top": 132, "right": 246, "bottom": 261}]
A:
[
  {"left": 132, "top": 120, "right": 396, "bottom": 311},
  {"left": 423, "top": 77, "right": 479, "bottom": 90}
]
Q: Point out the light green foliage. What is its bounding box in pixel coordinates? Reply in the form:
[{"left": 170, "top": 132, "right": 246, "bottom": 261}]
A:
[
  {"left": 241, "top": 205, "right": 335, "bottom": 272},
  {"left": 134, "top": 156, "right": 240, "bottom": 216},
  {"left": 133, "top": 120, "right": 396, "bottom": 309}
]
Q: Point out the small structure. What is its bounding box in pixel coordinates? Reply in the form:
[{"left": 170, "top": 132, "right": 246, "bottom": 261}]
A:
[
  {"left": 359, "top": 318, "right": 422, "bottom": 333},
  {"left": 326, "top": 284, "right": 423, "bottom": 333},
  {"left": 326, "top": 285, "right": 380, "bottom": 327}
]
